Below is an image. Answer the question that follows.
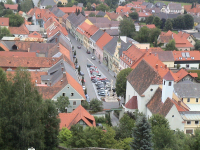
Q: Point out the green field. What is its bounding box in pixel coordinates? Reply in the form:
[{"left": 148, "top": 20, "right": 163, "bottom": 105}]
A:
[{"left": 154, "top": 1, "right": 191, "bottom": 6}]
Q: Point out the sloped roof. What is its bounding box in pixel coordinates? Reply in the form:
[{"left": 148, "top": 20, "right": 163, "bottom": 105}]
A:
[
  {"left": 168, "top": 2, "right": 182, "bottom": 10},
  {"left": 0, "top": 51, "right": 36, "bottom": 57},
  {"left": 96, "top": 32, "right": 112, "bottom": 49},
  {"left": 4, "top": 4, "right": 18, "bottom": 10},
  {"left": 49, "top": 5, "right": 65, "bottom": 17},
  {"left": 28, "top": 31, "right": 42, "bottom": 38},
  {"left": 146, "top": 87, "right": 174, "bottom": 116},
  {"left": 163, "top": 70, "right": 175, "bottom": 81},
  {"left": 125, "top": 96, "right": 138, "bottom": 109},
  {"left": 105, "top": 29, "right": 119, "bottom": 36},
  {"left": 172, "top": 51, "right": 200, "bottom": 61},
  {"left": 97, "top": 11, "right": 106, "bottom": 17},
  {"left": 0, "top": 17, "right": 9, "bottom": 26},
  {"left": 90, "top": 29, "right": 104, "bottom": 42},
  {"left": 9, "top": 24, "right": 29, "bottom": 35},
  {"left": 26, "top": 25, "right": 40, "bottom": 32},
  {"left": 70, "top": 13, "right": 86, "bottom": 28},
  {"left": 106, "top": 12, "right": 120, "bottom": 20},
  {"left": 173, "top": 34, "right": 194, "bottom": 48},
  {"left": 127, "top": 59, "right": 163, "bottom": 95},
  {"left": 40, "top": 0, "right": 56, "bottom": 6},
  {"left": 151, "top": 51, "right": 174, "bottom": 62},
  {"left": 59, "top": 7, "right": 82, "bottom": 14},
  {"left": 59, "top": 105, "right": 96, "bottom": 129}
]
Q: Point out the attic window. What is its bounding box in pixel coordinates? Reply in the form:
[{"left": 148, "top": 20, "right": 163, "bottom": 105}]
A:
[
  {"left": 71, "top": 93, "right": 74, "bottom": 96},
  {"left": 187, "top": 121, "right": 191, "bottom": 125},
  {"left": 62, "top": 93, "right": 65, "bottom": 96},
  {"left": 73, "top": 101, "right": 76, "bottom": 105},
  {"left": 150, "top": 88, "right": 153, "bottom": 91},
  {"left": 191, "top": 57, "right": 194, "bottom": 59},
  {"left": 172, "top": 115, "right": 174, "bottom": 117}
]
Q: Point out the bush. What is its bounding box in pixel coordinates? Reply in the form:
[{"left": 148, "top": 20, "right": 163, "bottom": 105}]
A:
[
  {"left": 177, "top": 64, "right": 180, "bottom": 69},
  {"left": 94, "top": 116, "right": 107, "bottom": 124}
]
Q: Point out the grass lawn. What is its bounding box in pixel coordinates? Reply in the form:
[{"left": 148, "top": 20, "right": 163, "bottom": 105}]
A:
[
  {"left": 140, "top": 22, "right": 146, "bottom": 25},
  {"left": 154, "top": 1, "right": 191, "bottom": 6},
  {"left": 59, "top": 143, "right": 67, "bottom": 148}
]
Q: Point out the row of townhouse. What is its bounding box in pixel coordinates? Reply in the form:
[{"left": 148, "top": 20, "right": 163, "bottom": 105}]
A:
[
  {"left": 124, "top": 52, "right": 200, "bottom": 134},
  {"left": 120, "top": 44, "right": 200, "bottom": 70}
]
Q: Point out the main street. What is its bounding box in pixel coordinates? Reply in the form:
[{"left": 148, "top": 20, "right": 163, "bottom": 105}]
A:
[{"left": 69, "top": 33, "right": 122, "bottom": 110}]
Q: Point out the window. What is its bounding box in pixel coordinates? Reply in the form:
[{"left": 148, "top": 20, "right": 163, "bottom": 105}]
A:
[
  {"left": 186, "top": 129, "right": 193, "bottom": 134},
  {"left": 164, "top": 81, "right": 165, "bottom": 85},
  {"left": 71, "top": 93, "right": 74, "bottom": 96},
  {"left": 73, "top": 101, "right": 76, "bottom": 105},
  {"left": 196, "top": 98, "right": 199, "bottom": 102},
  {"left": 150, "top": 89, "right": 153, "bottom": 91},
  {"left": 195, "top": 121, "right": 199, "bottom": 124},
  {"left": 187, "top": 121, "right": 191, "bottom": 124},
  {"left": 62, "top": 93, "right": 65, "bottom": 96},
  {"left": 186, "top": 64, "right": 189, "bottom": 68},
  {"left": 187, "top": 98, "right": 190, "bottom": 102},
  {"left": 172, "top": 115, "right": 174, "bottom": 117},
  {"left": 168, "top": 82, "right": 171, "bottom": 86}
]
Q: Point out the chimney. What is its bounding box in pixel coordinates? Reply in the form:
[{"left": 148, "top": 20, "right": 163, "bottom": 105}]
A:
[
  {"left": 149, "top": 52, "right": 151, "bottom": 55},
  {"left": 165, "top": 65, "right": 167, "bottom": 69},
  {"left": 61, "top": 80, "right": 63, "bottom": 84},
  {"left": 178, "top": 100, "right": 181, "bottom": 105},
  {"left": 156, "top": 64, "right": 158, "bottom": 69},
  {"left": 28, "top": 48, "right": 30, "bottom": 52},
  {"left": 56, "top": 38, "right": 58, "bottom": 43},
  {"left": 63, "top": 71, "right": 66, "bottom": 77},
  {"left": 61, "top": 67, "right": 64, "bottom": 71}
]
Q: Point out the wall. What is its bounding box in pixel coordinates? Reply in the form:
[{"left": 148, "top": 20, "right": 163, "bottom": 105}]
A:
[
  {"left": 52, "top": 84, "right": 84, "bottom": 112},
  {"left": 65, "top": 20, "right": 72, "bottom": 30},
  {"left": 95, "top": 45, "right": 104, "bottom": 62},
  {"left": 183, "top": 97, "right": 200, "bottom": 104},
  {"left": 162, "top": 61, "right": 174, "bottom": 68},
  {"left": 177, "top": 47, "right": 190, "bottom": 51},
  {"left": 165, "top": 105, "right": 184, "bottom": 131},
  {"left": 85, "top": 19, "right": 93, "bottom": 25},
  {"left": 134, "top": 43, "right": 150, "bottom": 49},
  {"left": 187, "top": 36, "right": 196, "bottom": 46},
  {"left": 184, "top": 120, "right": 200, "bottom": 134},
  {"left": 174, "top": 63, "right": 199, "bottom": 69}
]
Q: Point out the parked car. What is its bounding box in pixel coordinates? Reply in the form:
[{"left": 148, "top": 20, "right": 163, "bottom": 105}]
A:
[
  {"left": 91, "top": 55, "right": 96, "bottom": 60},
  {"left": 97, "top": 84, "right": 105, "bottom": 89},
  {"left": 89, "top": 66, "right": 97, "bottom": 71},
  {"left": 87, "top": 63, "right": 92, "bottom": 67},
  {"left": 91, "top": 78, "right": 98, "bottom": 83},
  {"left": 73, "top": 55, "right": 76, "bottom": 58},
  {"left": 79, "top": 71, "right": 84, "bottom": 76},
  {"left": 82, "top": 86, "right": 85, "bottom": 90},
  {"left": 102, "top": 80, "right": 110, "bottom": 84},
  {"left": 86, "top": 50, "right": 91, "bottom": 54},
  {"left": 75, "top": 65, "right": 79, "bottom": 69},
  {"left": 100, "top": 78, "right": 108, "bottom": 81},
  {"left": 90, "top": 70, "right": 99, "bottom": 74},
  {"left": 98, "top": 92, "right": 106, "bottom": 96},
  {"left": 92, "top": 72, "right": 101, "bottom": 77},
  {"left": 98, "top": 88, "right": 105, "bottom": 93},
  {"left": 95, "top": 81, "right": 103, "bottom": 86},
  {"left": 77, "top": 45, "right": 81, "bottom": 49}
]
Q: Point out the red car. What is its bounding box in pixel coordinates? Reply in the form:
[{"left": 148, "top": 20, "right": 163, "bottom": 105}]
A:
[
  {"left": 100, "top": 78, "right": 107, "bottom": 81},
  {"left": 90, "top": 70, "right": 99, "bottom": 74}
]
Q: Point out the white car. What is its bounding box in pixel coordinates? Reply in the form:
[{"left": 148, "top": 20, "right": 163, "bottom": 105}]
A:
[{"left": 82, "top": 86, "right": 86, "bottom": 90}]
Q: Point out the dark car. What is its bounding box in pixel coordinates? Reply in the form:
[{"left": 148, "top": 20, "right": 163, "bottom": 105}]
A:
[
  {"left": 77, "top": 46, "right": 81, "bottom": 49},
  {"left": 87, "top": 64, "right": 93, "bottom": 67},
  {"left": 79, "top": 71, "right": 84, "bottom": 76},
  {"left": 98, "top": 92, "right": 106, "bottom": 96},
  {"left": 73, "top": 55, "right": 76, "bottom": 58},
  {"left": 86, "top": 50, "right": 91, "bottom": 54},
  {"left": 97, "top": 84, "right": 104, "bottom": 89},
  {"left": 91, "top": 78, "right": 98, "bottom": 83},
  {"left": 75, "top": 65, "right": 79, "bottom": 69}
]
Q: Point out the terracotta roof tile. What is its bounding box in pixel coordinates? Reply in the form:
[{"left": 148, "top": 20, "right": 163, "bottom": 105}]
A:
[
  {"left": 59, "top": 105, "right": 96, "bottom": 129},
  {"left": 172, "top": 51, "right": 200, "bottom": 61},
  {"left": 138, "top": 12, "right": 152, "bottom": 17},
  {"left": 58, "top": 7, "right": 82, "bottom": 14},
  {"left": 174, "top": 69, "right": 198, "bottom": 82},
  {"left": 96, "top": 32, "right": 112, "bottom": 49},
  {"left": 0, "top": 51, "right": 36, "bottom": 57},
  {"left": 28, "top": 31, "right": 42, "bottom": 38},
  {"left": 142, "top": 24, "right": 156, "bottom": 29},
  {"left": 116, "top": 6, "right": 132, "bottom": 13},
  {"left": 9, "top": 24, "right": 29, "bottom": 35},
  {"left": 4, "top": 4, "right": 18, "bottom": 10},
  {"left": 0, "top": 17, "right": 9, "bottom": 26},
  {"left": 106, "top": 12, "right": 120, "bottom": 20},
  {"left": 125, "top": 96, "right": 138, "bottom": 109},
  {"left": 15, "top": 41, "right": 37, "bottom": 51}
]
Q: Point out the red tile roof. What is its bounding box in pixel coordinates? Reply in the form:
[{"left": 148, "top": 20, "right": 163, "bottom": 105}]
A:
[
  {"left": 58, "top": 7, "right": 82, "bottom": 14},
  {"left": 106, "top": 12, "right": 120, "bottom": 20},
  {"left": 138, "top": 12, "right": 152, "bottom": 17},
  {"left": 28, "top": 31, "right": 42, "bottom": 38},
  {"left": 59, "top": 105, "right": 96, "bottom": 129},
  {"left": 142, "top": 24, "right": 156, "bottom": 29},
  {"left": 0, "top": 17, "right": 9, "bottom": 26},
  {"left": 172, "top": 51, "right": 200, "bottom": 61},
  {"left": 4, "top": 4, "right": 18, "bottom": 10},
  {"left": 177, "top": 31, "right": 191, "bottom": 39},
  {"left": 96, "top": 32, "right": 112, "bottom": 49},
  {"left": 0, "top": 51, "right": 36, "bottom": 57},
  {"left": 9, "top": 24, "right": 29, "bottom": 35},
  {"left": 116, "top": 6, "right": 132, "bottom": 13},
  {"left": 163, "top": 70, "right": 175, "bottom": 81},
  {"left": 174, "top": 69, "right": 198, "bottom": 82},
  {"left": 184, "top": 4, "right": 200, "bottom": 14},
  {"left": 125, "top": 96, "right": 138, "bottom": 109}
]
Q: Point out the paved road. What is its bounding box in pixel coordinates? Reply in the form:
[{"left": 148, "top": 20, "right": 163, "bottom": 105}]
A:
[
  {"left": 69, "top": 34, "right": 122, "bottom": 111},
  {"left": 111, "top": 111, "right": 119, "bottom": 126}
]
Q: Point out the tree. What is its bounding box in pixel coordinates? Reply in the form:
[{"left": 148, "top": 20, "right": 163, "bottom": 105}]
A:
[
  {"left": 81, "top": 9, "right": 85, "bottom": 16},
  {"left": 115, "top": 68, "right": 133, "bottom": 100},
  {"left": 75, "top": 58, "right": 78, "bottom": 64},
  {"left": 55, "top": 96, "right": 70, "bottom": 113},
  {"left": 86, "top": 2, "right": 92, "bottom": 11},
  {"left": 89, "top": 12, "right": 95, "bottom": 17},
  {"left": 66, "top": 2, "right": 73, "bottom": 7},
  {"left": 0, "top": 68, "right": 45, "bottom": 149},
  {"left": 164, "top": 19, "right": 173, "bottom": 31},
  {"left": 96, "top": 3, "right": 109, "bottom": 12},
  {"left": 45, "top": 5, "right": 52, "bottom": 9},
  {"left": 191, "top": 2, "right": 194, "bottom": 9},
  {"left": 57, "top": 1, "right": 64, "bottom": 7},
  {"left": 193, "top": 128, "right": 200, "bottom": 150},
  {"left": 149, "top": 27, "right": 161, "bottom": 43},
  {"left": 153, "top": 16, "right": 161, "bottom": 28},
  {"left": 184, "top": 9, "right": 187, "bottom": 14},
  {"left": 78, "top": 66, "right": 81, "bottom": 73},
  {"left": 184, "top": 14, "right": 194, "bottom": 29},
  {"left": 154, "top": 36, "right": 158, "bottom": 47},
  {"left": 145, "top": 15, "right": 154, "bottom": 24},
  {"left": 165, "top": 39, "right": 178, "bottom": 51},
  {"left": 160, "top": 18, "right": 166, "bottom": 29},
  {"left": 114, "top": 113, "right": 135, "bottom": 140},
  {"left": 20, "top": 0, "right": 34, "bottom": 12},
  {"left": 6, "top": 0, "right": 14, "bottom": 4},
  {"left": 0, "top": 27, "right": 12, "bottom": 39},
  {"left": 129, "top": 12, "right": 138, "bottom": 20},
  {"left": 173, "top": 16, "right": 185, "bottom": 29},
  {"left": 131, "top": 114, "right": 153, "bottom": 150},
  {"left": 134, "top": 26, "right": 150, "bottom": 43},
  {"left": 81, "top": 100, "right": 90, "bottom": 109},
  {"left": 81, "top": 76, "right": 85, "bottom": 85},
  {"left": 195, "top": 40, "right": 200, "bottom": 50},
  {"left": 74, "top": 50, "right": 76, "bottom": 55},
  {"left": 42, "top": 99, "right": 60, "bottom": 150},
  {"left": 5, "top": 13, "right": 24, "bottom": 27},
  {"left": 90, "top": 98, "right": 103, "bottom": 112},
  {"left": 119, "top": 18, "right": 135, "bottom": 38},
  {"left": 58, "top": 127, "right": 72, "bottom": 147},
  {"left": 84, "top": 88, "right": 87, "bottom": 95},
  {"left": 148, "top": 0, "right": 154, "bottom": 4}
]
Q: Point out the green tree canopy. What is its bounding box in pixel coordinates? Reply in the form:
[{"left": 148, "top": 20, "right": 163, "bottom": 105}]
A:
[
  {"left": 131, "top": 114, "right": 153, "bottom": 150},
  {"left": 90, "top": 98, "right": 103, "bottom": 112},
  {"left": 55, "top": 96, "right": 70, "bottom": 113},
  {"left": 81, "top": 100, "right": 90, "bottom": 109},
  {"left": 195, "top": 40, "right": 200, "bottom": 50},
  {"left": 45, "top": 5, "right": 52, "bottom": 9},
  {"left": 89, "top": 12, "right": 95, "bottom": 17},
  {"left": 119, "top": 18, "right": 135, "bottom": 38},
  {"left": 184, "top": 14, "right": 194, "bottom": 29},
  {"left": 160, "top": 18, "right": 166, "bottom": 29},
  {"left": 115, "top": 68, "right": 133, "bottom": 100},
  {"left": 5, "top": 13, "right": 24, "bottom": 27},
  {"left": 57, "top": 1, "right": 64, "bottom": 7},
  {"left": 6, "top": 0, "right": 14, "bottom": 4},
  {"left": 165, "top": 39, "right": 178, "bottom": 51},
  {"left": 145, "top": 15, "right": 154, "bottom": 24},
  {"left": 96, "top": 3, "right": 109, "bottom": 12},
  {"left": 134, "top": 26, "right": 150, "bottom": 43},
  {"left": 153, "top": 16, "right": 161, "bottom": 28},
  {"left": 20, "top": 0, "right": 34, "bottom": 12},
  {"left": 149, "top": 27, "right": 161, "bottom": 43},
  {"left": 0, "top": 68, "right": 60, "bottom": 150},
  {"left": 58, "top": 127, "right": 72, "bottom": 147},
  {"left": 164, "top": 19, "right": 173, "bottom": 31},
  {"left": 86, "top": 2, "right": 92, "bottom": 10},
  {"left": 129, "top": 12, "right": 139, "bottom": 20},
  {"left": 0, "top": 27, "right": 12, "bottom": 39}
]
